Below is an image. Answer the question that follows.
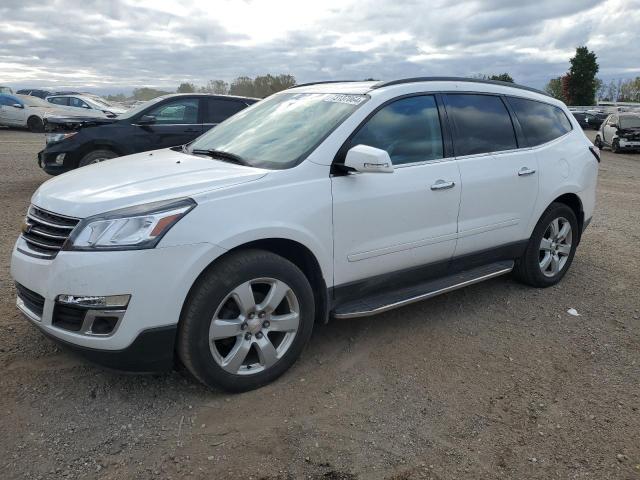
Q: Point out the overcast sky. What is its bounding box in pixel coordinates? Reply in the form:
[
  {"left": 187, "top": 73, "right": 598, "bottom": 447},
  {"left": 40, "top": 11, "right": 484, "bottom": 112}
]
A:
[{"left": 1, "top": 0, "right": 639, "bottom": 94}]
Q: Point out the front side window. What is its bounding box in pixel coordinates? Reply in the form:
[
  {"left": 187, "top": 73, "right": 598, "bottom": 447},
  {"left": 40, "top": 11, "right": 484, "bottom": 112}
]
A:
[
  {"left": 0, "top": 95, "right": 18, "bottom": 106},
  {"left": 508, "top": 97, "right": 572, "bottom": 146},
  {"left": 146, "top": 98, "right": 199, "bottom": 124},
  {"left": 69, "top": 97, "right": 90, "bottom": 109},
  {"left": 189, "top": 92, "right": 367, "bottom": 169},
  {"left": 445, "top": 94, "right": 517, "bottom": 156},
  {"left": 49, "top": 97, "right": 68, "bottom": 106},
  {"left": 349, "top": 95, "right": 444, "bottom": 165}
]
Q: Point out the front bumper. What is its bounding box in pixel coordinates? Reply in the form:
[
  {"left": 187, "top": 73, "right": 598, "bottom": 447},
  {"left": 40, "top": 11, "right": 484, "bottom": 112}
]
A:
[
  {"left": 38, "top": 148, "right": 76, "bottom": 175},
  {"left": 618, "top": 139, "right": 640, "bottom": 150},
  {"left": 11, "top": 240, "right": 225, "bottom": 360}
]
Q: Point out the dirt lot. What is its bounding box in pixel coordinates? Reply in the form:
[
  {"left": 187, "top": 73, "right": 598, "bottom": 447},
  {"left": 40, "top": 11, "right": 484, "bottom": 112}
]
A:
[{"left": 1, "top": 127, "right": 639, "bottom": 480}]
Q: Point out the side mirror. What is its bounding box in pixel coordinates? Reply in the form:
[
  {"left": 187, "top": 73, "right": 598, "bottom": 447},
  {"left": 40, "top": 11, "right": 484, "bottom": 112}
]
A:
[
  {"left": 136, "top": 115, "right": 156, "bottom": 125},
  {"left": 344, "top": 145, "right": 394, "bottom": 173},
  {"left": 12, "top": 103, "right": 23, "bottom": 109}
]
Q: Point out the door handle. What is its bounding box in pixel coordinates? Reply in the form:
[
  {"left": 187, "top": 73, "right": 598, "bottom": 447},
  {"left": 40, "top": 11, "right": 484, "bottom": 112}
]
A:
[
  {"left": 518, "top": 167, "right": 536, "bottom": 176},
  {"left": 430, "top": 180, "right": 455, "bottom": 190}
]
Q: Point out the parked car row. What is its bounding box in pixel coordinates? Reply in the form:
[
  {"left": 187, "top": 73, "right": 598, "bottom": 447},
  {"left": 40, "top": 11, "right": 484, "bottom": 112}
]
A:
[
  {"left": 571, "top": 111, "right": 609, "bottom": 130},
  {"left": 0, "top": 94, "right": 93, "bottom": 132},
  {"left": 38, "top": 93, "right": 258, "bottom": 174},
  {"left": 594, "top": 113, "right": 640, "bottom": 153},
  {"left": 11, "top": 78, "right": 599, "bottom": 392}
]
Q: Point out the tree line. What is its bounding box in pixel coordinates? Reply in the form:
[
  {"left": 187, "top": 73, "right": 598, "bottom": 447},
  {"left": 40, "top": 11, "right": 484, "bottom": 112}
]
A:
[{"left": 106, "top": 74, "right": 297, "bottom": 103}]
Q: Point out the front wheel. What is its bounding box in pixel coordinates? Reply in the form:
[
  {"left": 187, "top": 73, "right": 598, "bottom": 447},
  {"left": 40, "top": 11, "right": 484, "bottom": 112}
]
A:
[
  {"left": 27, "top": 116, "right": 44, "bottom": 133},
  {"left": 611, "top": 139, "right": 621, "bottom": 154},
  {"left": 79, "top": 149, "right": 118, "bottom": 167},
  {"left": 177, "top": 250, "right": 315, "bottom": 392},
  {"left": 513, "top": 203, "right": 579, "bottom": 288},
  {"left": 594, "top": 135, "right": 603, "bottom": 149}
]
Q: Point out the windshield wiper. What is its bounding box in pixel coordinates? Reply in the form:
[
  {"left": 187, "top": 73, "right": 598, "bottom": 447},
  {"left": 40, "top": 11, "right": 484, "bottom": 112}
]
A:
[{"left": 191, "top": 148, "right": 249, "bottom": 166}]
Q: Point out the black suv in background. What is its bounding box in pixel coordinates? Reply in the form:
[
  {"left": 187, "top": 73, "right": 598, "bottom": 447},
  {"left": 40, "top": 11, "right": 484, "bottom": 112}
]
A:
[
  {"left": 571, "top": 111, "right": 608, "bottom": 130},
  {"left": 39, "top": 93, "right": 258, "bottom": 174}
]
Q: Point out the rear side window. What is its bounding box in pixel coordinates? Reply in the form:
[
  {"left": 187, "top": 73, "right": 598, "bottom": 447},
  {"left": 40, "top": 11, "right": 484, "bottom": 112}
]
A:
[
  {"left": 207, "top": 99, "right": 247, "bottom": 123},
  {"left": 507, "top": 97, "right": 572, "bottom": 146},
  {"left": 349, "top": 95, "right": 444, "bottom": 165},
  {"left": 445, "top": 94, "right": 517, "bottom": 156}
]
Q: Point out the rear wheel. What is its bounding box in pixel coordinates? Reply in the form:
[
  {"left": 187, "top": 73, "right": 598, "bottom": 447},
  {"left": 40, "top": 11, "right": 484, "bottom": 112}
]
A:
[
  {"left": 78, "top": 149, "right": 118, "bottom": 167},
  {"left": 178, "top": 249, "right": 315, "bottom": 392},
  {"left": 27, "top": 116, "right": 44, "bottom": 133},
  {"left": 514, "top": 203, "right": 578, "bottom": 288}
]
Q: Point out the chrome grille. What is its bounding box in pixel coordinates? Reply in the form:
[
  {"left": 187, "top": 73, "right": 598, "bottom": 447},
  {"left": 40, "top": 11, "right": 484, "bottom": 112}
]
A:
[{"left": 20, "top": 205, "right": 80, "bottom": 259}]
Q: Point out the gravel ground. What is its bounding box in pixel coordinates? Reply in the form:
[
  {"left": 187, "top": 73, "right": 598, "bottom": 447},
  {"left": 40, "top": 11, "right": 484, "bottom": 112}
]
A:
[{"left": 1, "top": 127, "right": 639, "bottom": 480}]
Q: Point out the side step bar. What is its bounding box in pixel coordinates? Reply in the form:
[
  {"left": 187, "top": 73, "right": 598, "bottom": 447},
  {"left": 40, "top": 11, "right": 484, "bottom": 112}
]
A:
[{"left": 332, "top": 260, "right": 514, "bottom": 319}]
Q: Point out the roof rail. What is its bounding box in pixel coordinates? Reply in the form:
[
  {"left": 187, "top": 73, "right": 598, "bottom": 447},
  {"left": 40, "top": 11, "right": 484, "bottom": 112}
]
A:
[
  {"left": 290, "top": 80, "right": 366, "bottom": 89},
  {"left": 372, "top": 77, "right": 551, "bottom": 97}
]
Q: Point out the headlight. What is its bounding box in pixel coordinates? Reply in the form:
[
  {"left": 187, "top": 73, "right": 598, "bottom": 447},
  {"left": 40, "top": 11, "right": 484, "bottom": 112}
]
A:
[
  {"left": 64, "top": 198, "right": 196, "bottom": 251},
  {"left": 46, "top": 132, "right": 77, "bottom": 144}
]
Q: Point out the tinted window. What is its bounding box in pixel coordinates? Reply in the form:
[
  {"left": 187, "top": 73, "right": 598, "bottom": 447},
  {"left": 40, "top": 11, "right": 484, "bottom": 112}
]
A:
[
  {"left": 508, "top": 97, "right": 572, "bottom": 146},
  {"left": 48, "top": 97, "right": 68, "bottom": 106},
  {"left": 350, "top": 95, "right": 443, "bottom": 165},
  {"left": 207, "top": 99, "right": 247, "bottom": 123},
  {"left": 445, "top": 94, "right": 517, "bottom": 156},
  {"left": 146, "top": 98, "right": 199, "bottom": 124}
]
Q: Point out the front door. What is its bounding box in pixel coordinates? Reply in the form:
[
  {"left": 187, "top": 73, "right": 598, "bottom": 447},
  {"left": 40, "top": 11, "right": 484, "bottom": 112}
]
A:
[
  {"left": 133, "top": 97, "right": 204, "bottom": 151},
  {"left": 332, "top": 94, "right": 461, "bottom": 287},
  {"left": 602, "top": 115, "right": 618, "bottom": 146}
]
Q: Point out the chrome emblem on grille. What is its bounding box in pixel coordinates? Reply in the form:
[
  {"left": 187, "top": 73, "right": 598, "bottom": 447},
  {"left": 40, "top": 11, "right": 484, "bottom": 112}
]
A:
[{"left": 21, "top": 222, "right": 33, "bottom": 234}]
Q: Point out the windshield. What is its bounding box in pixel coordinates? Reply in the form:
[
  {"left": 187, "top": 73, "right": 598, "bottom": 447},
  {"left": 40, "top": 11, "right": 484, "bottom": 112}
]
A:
[
  {"left": 620, "top": 116, "right": 640, "bottom": 128},
  {"left": 117, "top": 96, "right": 165, "bottom": 120},
  {"left": 89, "top": 96, "right": 114, "bottom": 107},
  {"left": 188, "top": 92, "right": 368, "bottom": 169},
  {"left": 17, "top": 95, "right": 52, "bottom": 107}
]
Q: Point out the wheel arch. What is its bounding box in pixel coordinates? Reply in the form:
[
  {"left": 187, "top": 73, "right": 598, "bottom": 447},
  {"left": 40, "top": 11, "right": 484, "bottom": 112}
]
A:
[
  {"left": 182, "top": 238, "right": 330, "bottom": 327},
  {"left": 551, "top": 192, "right": 584, "bottom": 241}
]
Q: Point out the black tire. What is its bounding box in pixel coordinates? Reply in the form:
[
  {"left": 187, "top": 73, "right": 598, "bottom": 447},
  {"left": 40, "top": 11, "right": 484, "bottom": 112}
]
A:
[
  {"left": 177, "top": 249, "right": 315, "bottom": 392},
  {"left": 513, "top": 202, "right": 579, "bottom": 288},
  {"left": 594, "top": 135, "right": 603, "bottom": 149},
  {"left": 78, "top": 149, "right": 118, "bottom": 167},
  {"left": 27, "top": 116, "right": 44, "bottom": 133},
  {"left": 611, "top": 139, "right": 621, "bottom": 154}
]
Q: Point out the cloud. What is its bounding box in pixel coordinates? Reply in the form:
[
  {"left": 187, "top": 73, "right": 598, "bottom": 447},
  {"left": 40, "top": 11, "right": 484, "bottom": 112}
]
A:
[{"left": 0, "top": 0, "right": 639, "bottom": 93}]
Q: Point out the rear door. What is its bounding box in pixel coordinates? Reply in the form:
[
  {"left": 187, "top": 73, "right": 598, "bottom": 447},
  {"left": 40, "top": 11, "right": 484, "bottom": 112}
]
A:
[
  {"left": 204, "top": 98, "right": 249, "bottom": 133},
  {"left": 444, "top": 93, "right": 539, "bottom": 258},
  {"left": 133, "top": 97, "right": 204, "bottom": 150}
]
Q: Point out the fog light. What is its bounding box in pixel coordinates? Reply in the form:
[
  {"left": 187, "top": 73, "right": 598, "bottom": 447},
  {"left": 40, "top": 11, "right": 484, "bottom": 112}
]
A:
[
  {"left": 57, "top": 294, "right": 130, "bottom": 308},
  {"left": 55, "top": 153, "right": 66, "bottom": 165}
]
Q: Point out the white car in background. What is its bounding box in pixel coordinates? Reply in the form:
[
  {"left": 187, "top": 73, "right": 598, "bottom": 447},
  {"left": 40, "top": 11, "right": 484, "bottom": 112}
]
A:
[
  {"left": 0, "top": 94, "right": 88, "bottom": 132},
  {"left": 46, "top": 94, "right": 127, "bottom": 117}
]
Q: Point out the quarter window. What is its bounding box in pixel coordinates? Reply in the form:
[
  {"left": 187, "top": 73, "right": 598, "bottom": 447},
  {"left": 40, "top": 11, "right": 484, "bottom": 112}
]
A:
[
  {"left": 508, "top": 97, "right": 572, "bottom": 146},
  {"left": 146, "top": 98, "right": 200, "bottom": 124},
  {"left": 445, "top": 94, "right": 517, "bottom": 156},
  {"left": 349, "top": 95, "right": 444, "bottom": 165}
]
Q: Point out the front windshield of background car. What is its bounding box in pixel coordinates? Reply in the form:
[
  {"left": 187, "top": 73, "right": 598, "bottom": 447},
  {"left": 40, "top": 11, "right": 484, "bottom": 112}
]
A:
[
  {"left": 17, "top": 95, "right": 52, "bottom": 107},
  {"left": 117, "top": 96, "right": 166, "bottom": 120},
  {"left": 620, "top": 116, "right": 640, "bottom": 128},
  {"left": 188, "top": 92, "right": 368, "bottom": 169}
]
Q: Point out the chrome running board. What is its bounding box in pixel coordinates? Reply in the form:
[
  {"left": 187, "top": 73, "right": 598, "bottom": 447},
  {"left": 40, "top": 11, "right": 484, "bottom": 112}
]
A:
[{"left": 332, "top": 260, "right": 514, "bottom": 319}]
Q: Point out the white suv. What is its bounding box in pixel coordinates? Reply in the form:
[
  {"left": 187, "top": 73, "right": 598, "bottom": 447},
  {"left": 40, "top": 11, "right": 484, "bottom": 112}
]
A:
[{"left": 11, "top": 78, "right": 599, "bottom": 392}]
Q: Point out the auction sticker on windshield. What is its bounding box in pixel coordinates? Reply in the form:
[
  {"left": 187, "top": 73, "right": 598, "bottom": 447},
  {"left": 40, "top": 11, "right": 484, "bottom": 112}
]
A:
[{"left": 323, "top": 94, "right": 367, "bottom": 105}]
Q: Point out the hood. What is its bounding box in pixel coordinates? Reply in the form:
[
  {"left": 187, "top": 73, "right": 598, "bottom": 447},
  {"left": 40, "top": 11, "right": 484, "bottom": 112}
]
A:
[
  {"left": 33, "top": 104, "right": 105, "bottom": 118},
  {"left": 31, "top": 148, "right": 268, "bottom": 218}
]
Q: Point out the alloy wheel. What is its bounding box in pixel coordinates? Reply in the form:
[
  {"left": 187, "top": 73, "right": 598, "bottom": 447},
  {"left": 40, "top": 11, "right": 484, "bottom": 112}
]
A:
[
  {"left": 539, "top": 216, "right": 572, "bottom": 278},
  {"left": 208, "top": 278, "right": 300, "bottom": 375}
]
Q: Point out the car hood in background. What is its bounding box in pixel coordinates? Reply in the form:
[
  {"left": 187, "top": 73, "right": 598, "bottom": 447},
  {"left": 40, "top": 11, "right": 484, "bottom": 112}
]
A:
[{"left": 31, "top": 148, "right": 268, "bottom": 218}]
